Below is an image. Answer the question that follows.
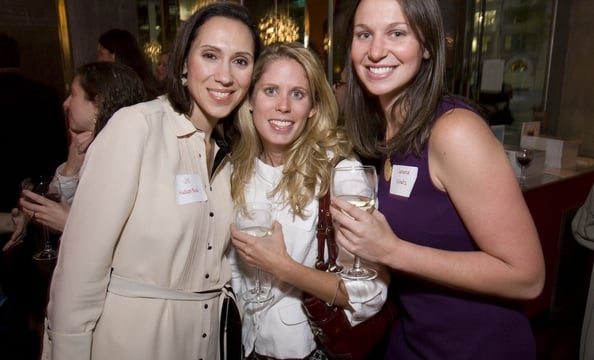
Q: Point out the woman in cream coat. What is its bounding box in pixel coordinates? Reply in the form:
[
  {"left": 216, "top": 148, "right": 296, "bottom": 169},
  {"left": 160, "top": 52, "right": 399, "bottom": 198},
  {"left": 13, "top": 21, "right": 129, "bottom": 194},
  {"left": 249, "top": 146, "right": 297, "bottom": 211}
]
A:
[{"left": 42, "top": 3, "right": 261, "bottom": 360}]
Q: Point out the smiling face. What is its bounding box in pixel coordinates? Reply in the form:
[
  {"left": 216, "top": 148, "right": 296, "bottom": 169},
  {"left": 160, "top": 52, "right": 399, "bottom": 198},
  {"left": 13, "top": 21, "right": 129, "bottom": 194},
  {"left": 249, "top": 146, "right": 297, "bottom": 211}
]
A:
[
  {"left": 251, "top": 58, "right": 316, "bottom": 158},
  {"left": 351, "top": 0, "right": 429, "bottom": 104},
  {"left": 185, "top": 16, "right": 255, "bottom": 125},
  {"left": 63, "top": 76, "right": 98, "bottom": 133}
]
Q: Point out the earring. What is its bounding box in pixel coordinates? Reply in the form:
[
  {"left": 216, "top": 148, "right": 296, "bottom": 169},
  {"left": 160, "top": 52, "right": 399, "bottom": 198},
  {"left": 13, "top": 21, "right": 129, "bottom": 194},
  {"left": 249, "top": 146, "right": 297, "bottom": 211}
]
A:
[{"left": 181, "top": 73, "right": 188, "bottom": 86}]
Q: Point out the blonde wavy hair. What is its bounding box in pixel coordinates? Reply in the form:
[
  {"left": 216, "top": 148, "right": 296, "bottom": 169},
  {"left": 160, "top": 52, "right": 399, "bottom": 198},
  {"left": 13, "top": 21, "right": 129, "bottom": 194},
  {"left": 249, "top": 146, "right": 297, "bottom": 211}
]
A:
[{"left": 231, "top": 42, "right": 351, "bottom": 219}]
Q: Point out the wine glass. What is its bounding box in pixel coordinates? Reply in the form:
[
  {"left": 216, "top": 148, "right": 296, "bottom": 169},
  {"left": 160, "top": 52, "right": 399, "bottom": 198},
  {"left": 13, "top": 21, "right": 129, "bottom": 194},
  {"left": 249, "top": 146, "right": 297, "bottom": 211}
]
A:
[
  {"left": 21, "top": 175, "right": 62, "bottom": 261},
  {"left": 516, "top": 148, "right": 533, "bottom": 187},
  {"left": 236, "top": 202, "right": 274, "bottom": 303},
  {"left": 331, "top": 165, "right": 378, "bottom": 281}
]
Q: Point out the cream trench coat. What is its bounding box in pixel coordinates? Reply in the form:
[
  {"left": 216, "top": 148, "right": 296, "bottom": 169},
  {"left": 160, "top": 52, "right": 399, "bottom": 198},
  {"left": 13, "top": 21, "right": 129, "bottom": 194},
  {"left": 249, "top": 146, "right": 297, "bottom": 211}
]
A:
[{"left": 43, "top": 96, "right": 234, "bottom": 360}]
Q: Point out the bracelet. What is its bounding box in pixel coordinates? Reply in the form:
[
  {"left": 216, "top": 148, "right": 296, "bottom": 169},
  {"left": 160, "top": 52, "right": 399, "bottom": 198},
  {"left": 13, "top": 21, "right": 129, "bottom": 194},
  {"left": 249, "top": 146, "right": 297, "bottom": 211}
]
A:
[{"left": 326, "top": 273, "right": 341, "bottom": 307}]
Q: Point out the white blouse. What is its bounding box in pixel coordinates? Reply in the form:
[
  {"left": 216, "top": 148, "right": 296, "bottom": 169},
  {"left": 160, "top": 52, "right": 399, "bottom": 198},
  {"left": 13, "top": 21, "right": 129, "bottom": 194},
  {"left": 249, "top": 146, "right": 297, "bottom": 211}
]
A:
[{"left": 228, "top": 158, "right": 388, "bottom": 359}]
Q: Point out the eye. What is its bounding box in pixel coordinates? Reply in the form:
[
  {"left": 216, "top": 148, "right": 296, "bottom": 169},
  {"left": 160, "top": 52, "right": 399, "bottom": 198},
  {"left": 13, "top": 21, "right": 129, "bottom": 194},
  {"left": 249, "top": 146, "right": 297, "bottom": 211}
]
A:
[
  {"left": 356, "top": 31, "right": 371, "bottom": 40},
  {"left": 202, "top": 52, "right": 217, "bottom": 61},
  {"left": 233, "top": 57, "right": 250, "bottom": 67},
  {"left": 264, "top": 87, "right": 277, "bottom": 96},
  {"left": 390, "top": 30, "right": 405, "bottom": 38},
  {"left": 291, "top": 90, "right": 305, "bottom": 100}
]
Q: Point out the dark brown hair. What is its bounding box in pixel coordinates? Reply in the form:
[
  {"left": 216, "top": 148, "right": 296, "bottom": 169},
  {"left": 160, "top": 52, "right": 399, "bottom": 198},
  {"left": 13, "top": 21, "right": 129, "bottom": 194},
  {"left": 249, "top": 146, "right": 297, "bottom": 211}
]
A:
[
  {"left": 342, "top": 0, "right": 447, "bottom": 158},
  {"left": 76, "top": 61, "right": 147, "bottom": 134},
  {"left": 166, "top": 2, "right": 261, "bottom": 117},
  {"left": 98, "top": 29, "right": 161, "bottom": 99}
]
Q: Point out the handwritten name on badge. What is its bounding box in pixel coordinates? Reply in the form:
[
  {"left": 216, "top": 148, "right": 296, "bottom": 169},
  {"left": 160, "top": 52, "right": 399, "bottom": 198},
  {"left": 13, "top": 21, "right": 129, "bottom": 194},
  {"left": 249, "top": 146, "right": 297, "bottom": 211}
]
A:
[
  {"left": 176, "top": 174, "right": 207, "bottom": 204},
  {"left": 389, "top": 165, "right": 418, "bottom": 198}
]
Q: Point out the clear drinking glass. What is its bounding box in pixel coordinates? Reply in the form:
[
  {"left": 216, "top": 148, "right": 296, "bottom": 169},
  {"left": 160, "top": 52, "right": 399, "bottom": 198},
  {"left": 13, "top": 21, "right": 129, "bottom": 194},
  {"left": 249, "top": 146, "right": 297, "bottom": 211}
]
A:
[
  {"left": 331, "top": 165, "right": 378, "bottom": 280},
  {"left": 21, "top": 175, "right": 62, "bottom": 261},
  {"left": 236, "top": 202, "right": 274, "bottom": 303}
]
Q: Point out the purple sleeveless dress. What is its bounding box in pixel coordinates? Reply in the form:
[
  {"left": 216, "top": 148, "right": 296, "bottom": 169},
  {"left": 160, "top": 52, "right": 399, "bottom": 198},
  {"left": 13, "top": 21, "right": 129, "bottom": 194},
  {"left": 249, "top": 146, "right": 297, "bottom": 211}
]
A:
[{"left": 380, "top": 96, "right": 536, "bottom": 359}]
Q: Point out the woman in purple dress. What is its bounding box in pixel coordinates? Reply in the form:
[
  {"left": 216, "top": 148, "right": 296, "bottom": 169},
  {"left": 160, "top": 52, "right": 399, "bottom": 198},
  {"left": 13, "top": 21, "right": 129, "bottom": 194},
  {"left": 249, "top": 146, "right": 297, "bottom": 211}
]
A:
[{"left": 329, "top": 0, "right": 545, "bottom": 359}]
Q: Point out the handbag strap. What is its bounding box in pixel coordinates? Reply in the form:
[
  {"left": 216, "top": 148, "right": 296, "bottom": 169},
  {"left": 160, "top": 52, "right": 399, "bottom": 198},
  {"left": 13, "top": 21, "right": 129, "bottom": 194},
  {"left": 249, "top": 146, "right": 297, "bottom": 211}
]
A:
[{"left": 316, "top": 192, "right": 342, "bottom": 273}]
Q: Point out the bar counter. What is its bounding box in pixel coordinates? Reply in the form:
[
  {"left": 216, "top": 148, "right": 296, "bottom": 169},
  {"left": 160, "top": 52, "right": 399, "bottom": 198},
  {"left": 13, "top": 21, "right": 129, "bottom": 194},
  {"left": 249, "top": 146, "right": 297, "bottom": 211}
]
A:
[{"left": 521, "top": 157, "right": 594, "bottom": 318}]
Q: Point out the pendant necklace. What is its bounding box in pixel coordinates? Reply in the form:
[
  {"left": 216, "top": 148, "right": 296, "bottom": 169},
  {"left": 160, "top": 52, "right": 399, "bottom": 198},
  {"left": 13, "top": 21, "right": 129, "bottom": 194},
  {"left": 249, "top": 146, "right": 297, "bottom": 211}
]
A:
[{"left": 384, "top": 151, "right": 392, "bottom": 182}]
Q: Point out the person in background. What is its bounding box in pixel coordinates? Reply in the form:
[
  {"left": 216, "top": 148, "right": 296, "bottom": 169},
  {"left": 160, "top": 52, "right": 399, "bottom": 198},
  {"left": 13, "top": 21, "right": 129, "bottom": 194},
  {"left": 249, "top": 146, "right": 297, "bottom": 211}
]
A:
[
  {"left": 571, "top": 185, "right": 594, "bottom": 360},
  {"left": 156, "top": 48, "right": 170, "bottom": 85},
  {"left": 0, "top": 209, "right": 25, "bottom": 241},
  {"left": 97, "top": 28, "right": 161, "bottom": 99},
  {"left": 0, "top": 32, "right": 67, "bottom": 360},
  {"left": 0, "top": 33, "right": 67, "bottom": 233},
  {"left": 2, "top": 61, "right": 147, "bottom": 252},
  {"left": 42, "top": 3, "right": 261, "bottom": 359},
  {"left": 330, "top": 0, "right": 545, "bottom": 359},
  {"left": 331, "top": 67, "right": 348, "bottom": 114},
  {"left": 228, "top": 42, "right": 389, "bottom": 360}
]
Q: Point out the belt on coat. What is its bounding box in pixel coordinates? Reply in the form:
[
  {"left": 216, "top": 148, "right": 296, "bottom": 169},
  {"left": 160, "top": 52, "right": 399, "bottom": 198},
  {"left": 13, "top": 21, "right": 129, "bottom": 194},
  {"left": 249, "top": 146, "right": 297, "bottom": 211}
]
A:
[{"left": 107, "top": 273, "right": 224, "bottom": 301}]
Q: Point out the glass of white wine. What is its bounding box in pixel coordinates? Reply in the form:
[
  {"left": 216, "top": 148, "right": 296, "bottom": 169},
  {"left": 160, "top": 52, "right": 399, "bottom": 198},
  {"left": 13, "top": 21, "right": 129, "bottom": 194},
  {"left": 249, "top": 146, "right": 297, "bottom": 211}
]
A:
[
  {"left": 236, "top": 202, "right": 274, "bottom": 303},
  {"left": 331, "top": 165, "right": 378, "bottom": 280}
]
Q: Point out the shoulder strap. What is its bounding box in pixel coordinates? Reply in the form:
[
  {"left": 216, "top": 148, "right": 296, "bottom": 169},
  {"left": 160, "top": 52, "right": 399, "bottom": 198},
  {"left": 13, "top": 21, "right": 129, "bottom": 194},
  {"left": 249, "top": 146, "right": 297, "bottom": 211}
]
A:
[{"left": 316, "top": 192, "right": 342, "bottom": 272}]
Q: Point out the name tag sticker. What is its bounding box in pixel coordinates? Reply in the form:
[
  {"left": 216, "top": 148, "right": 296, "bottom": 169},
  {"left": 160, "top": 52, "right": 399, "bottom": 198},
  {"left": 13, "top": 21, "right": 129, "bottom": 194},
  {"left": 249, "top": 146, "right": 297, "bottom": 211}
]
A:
[
  {"left": 176, "top": 174, "right": 207, "bottom": 204},
  {"left": 389, "top": 165, "right": 418, "bottom": 198}
]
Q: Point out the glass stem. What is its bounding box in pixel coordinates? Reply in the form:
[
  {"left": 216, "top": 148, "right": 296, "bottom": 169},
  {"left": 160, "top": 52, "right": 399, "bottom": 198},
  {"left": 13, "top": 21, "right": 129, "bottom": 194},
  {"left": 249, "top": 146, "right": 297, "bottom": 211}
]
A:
[
  {"left": 255, "top": 269, "right": 262, "bottom": 293},
  {"left": 42, "top": 225, "right": 52, "bottom": 251},
  {"left": 352, "top": 256, "right": 362, "bottom": 271}
]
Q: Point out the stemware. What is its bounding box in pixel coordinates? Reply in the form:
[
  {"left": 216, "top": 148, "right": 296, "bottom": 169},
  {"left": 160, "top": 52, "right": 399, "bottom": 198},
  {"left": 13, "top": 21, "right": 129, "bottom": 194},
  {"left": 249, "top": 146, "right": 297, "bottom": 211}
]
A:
[
  {"left": 236, "top": 202, "right": 274, "bottom": 303},
  {"left": 516, "top": 148, "right": 534, "bottom": 187},
  {"left": 21, "top": 175, "right": 62, "bottom": 261},
  {"left": 331, "top": 165, "right": 378, "bottom": 281}
]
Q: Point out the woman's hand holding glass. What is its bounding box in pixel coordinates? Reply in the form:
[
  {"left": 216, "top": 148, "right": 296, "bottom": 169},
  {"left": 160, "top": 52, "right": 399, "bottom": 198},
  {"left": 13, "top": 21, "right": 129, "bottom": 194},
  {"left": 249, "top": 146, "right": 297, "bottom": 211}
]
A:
[
  {"left": 331, "top": 165, "right": 379, "bottom": 280},
  {"left": 20, "top": 175, "right": 65, "bottom": 260},
  {"left": 19, "top": 190, "right": 70, "bottom": 233},
  {"left": 233, "top": 203, "right": 275, "bottom": 304}
]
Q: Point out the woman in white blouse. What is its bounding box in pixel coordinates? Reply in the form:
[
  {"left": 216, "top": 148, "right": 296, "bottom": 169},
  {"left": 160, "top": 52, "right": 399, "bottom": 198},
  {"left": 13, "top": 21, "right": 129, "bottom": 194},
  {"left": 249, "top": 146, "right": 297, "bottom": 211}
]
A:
[{"left": 228, "top": 42, "right": 389, "bottom": 360}]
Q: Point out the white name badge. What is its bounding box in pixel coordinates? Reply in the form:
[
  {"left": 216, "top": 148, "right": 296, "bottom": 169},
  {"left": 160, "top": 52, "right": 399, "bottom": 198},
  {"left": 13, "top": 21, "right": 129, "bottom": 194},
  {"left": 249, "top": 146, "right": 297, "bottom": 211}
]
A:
[
  {"left": 176, "top": 174, "right": 208, "bottom": 204},
  {"left": 389, "top": 165, "right": 418, "bottom": 198}
]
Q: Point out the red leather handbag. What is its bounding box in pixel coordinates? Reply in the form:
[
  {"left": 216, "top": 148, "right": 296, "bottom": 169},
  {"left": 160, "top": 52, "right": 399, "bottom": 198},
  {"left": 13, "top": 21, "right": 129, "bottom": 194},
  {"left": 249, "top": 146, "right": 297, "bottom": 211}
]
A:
[{"left": 302, "top": 193, "right": 398, "bottom": 360}]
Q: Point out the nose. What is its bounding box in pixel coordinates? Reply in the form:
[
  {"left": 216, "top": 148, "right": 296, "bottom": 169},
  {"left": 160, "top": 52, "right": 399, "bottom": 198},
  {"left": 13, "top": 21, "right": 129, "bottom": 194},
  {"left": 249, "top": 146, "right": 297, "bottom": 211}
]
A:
[
  {"left": 214, "top": 63, "right": 232, "bottom": 86},
  {"left": 276, "top": 95, "right": 290, "bottom": 113},
  {"left": 368, "top": 37, "right": 387, "bottom": 61}
]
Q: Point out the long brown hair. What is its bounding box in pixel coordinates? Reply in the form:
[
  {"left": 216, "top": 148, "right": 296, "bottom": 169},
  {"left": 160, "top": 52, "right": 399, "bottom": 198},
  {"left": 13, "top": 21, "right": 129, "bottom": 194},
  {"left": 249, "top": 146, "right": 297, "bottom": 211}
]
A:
[{"left": 342, "top": 0, "right": 447, "bottom": 158}]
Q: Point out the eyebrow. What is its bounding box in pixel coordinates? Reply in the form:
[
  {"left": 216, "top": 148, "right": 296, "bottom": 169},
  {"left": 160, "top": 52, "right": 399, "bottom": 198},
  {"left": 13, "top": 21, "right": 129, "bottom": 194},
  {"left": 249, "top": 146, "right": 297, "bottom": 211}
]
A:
[
  {"left": 354, "top": 21, "right": 408, "bottom": 29},
  {"left": 198, "top": 45, "right": 254, "bottom": 59}
]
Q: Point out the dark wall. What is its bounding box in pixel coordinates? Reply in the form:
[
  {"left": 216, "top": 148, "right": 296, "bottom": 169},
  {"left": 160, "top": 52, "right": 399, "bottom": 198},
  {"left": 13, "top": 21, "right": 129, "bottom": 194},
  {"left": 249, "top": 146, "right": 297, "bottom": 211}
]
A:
[
  {"left": 65, "top": 0, "right": 138, "bottom": 69},
  {"left": 0, "top": 0, "right": 138, "bottom": 101},
  {"left": 0, "top": 0, "right": 65, "bottom": 99}
]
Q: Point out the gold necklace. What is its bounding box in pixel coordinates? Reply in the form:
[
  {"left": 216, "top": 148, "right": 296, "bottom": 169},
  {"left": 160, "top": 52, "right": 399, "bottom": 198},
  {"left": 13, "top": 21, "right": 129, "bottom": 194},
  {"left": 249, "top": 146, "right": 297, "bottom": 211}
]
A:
[{"left": 384, "top": 151, "right": 392, "bottom": 181}]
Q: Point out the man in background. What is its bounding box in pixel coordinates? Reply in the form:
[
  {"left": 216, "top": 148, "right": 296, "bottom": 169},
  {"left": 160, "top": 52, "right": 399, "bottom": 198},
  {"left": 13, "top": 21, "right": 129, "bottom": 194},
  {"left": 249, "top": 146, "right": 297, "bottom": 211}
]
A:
[{"left": 0, "top": 33, "right": 67, "bottom": 360}]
